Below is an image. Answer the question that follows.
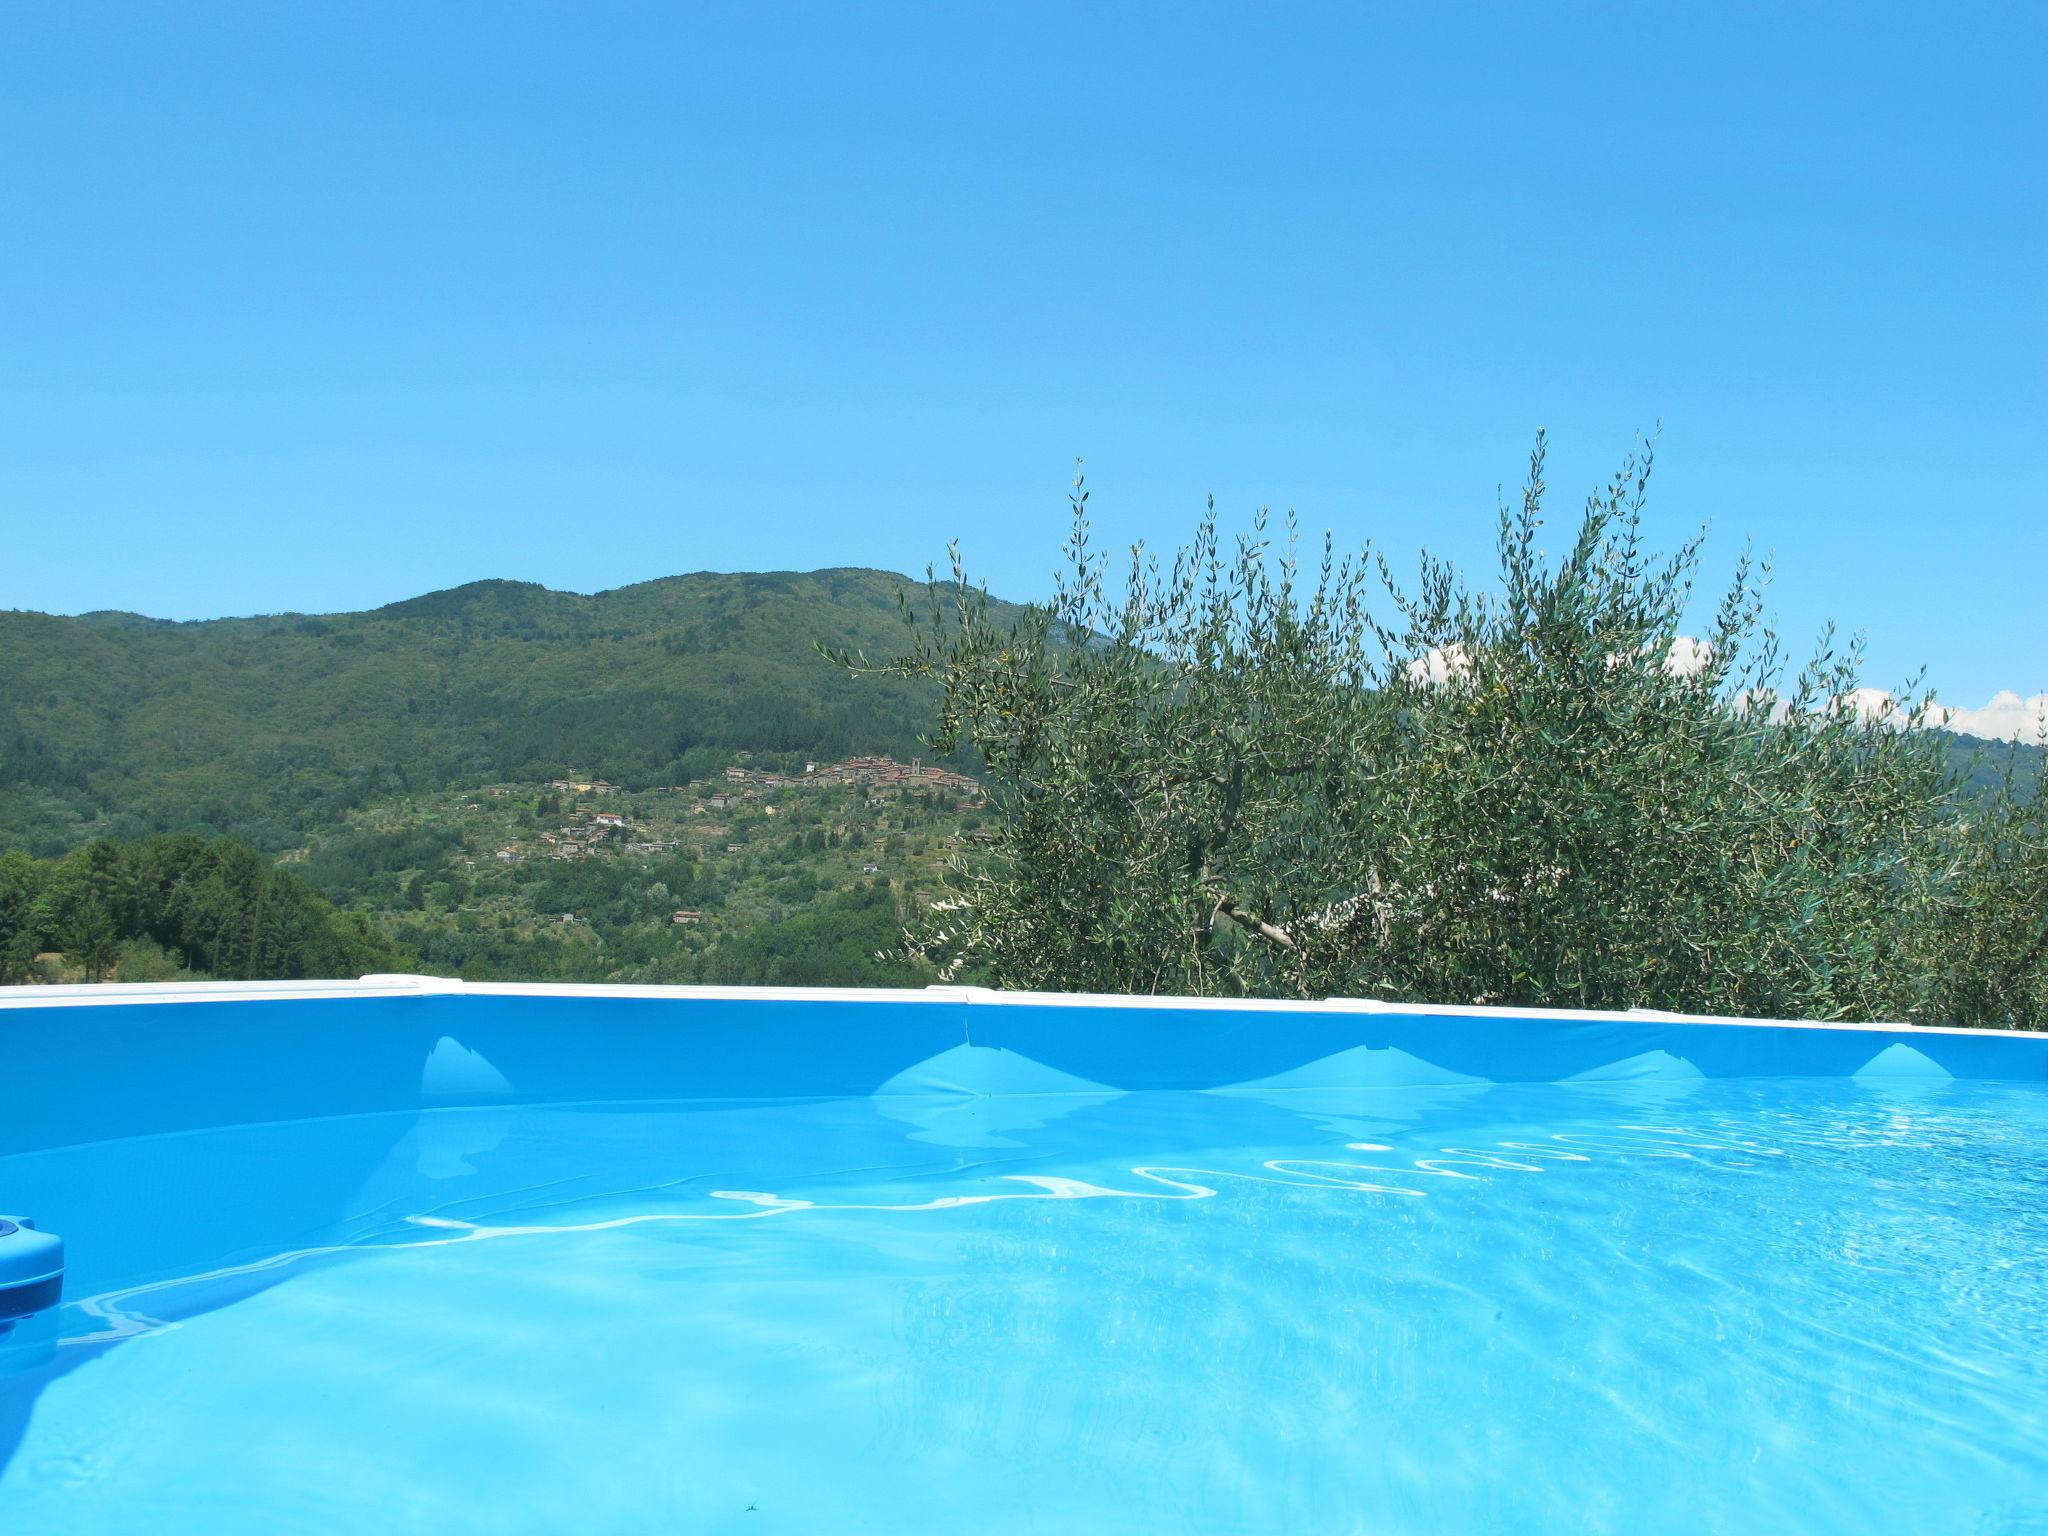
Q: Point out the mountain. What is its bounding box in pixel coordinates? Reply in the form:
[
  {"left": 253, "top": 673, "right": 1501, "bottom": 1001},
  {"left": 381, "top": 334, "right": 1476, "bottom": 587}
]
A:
[
  {"left": 1, "top": 569, "right": 2036, "bottom": 862},
  {"left": 3, "top": 573, "right": 2038, "bottom": 991},
  {"left": 0, "top": 568, "right": 1000, "bottom": 856}
]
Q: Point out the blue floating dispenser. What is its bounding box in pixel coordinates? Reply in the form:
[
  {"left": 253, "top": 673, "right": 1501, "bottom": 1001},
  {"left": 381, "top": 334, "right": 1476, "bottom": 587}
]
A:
[{"left": 0, "top": 1217, "right": 63, "bottom": 1324}]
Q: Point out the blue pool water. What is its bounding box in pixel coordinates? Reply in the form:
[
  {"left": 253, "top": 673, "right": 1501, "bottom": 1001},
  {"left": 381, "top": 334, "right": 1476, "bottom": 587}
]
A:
[
  {"left": 4, "top": 991, "right": 2048, "bottom": 1531},
  {"left": 2, "top": 989, "right": 2046, "bottom": 1533}
]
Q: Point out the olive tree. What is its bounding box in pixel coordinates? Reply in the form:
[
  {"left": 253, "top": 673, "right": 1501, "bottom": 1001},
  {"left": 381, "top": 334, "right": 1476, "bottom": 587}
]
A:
[
  {"left": 834, "top": 437, "right": 2035, "bottom": 1025},
  {"left": 1910, "top": 743, "right": 2048, "bottom": 1028}
]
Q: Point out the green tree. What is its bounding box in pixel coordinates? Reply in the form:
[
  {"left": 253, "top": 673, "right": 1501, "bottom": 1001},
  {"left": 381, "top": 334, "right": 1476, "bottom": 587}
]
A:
[
  {"left": 35, "top": 838, "right": 129, "bottom": 981},
  {"left": 0, "top": 850, "right": 48, "bottom": 982},
  {"left": 839, "top": 438, "right": 2040, "bottom": 1026},
  {"left": 0, "top": 834, "right": 408, "bottom": 984},
  {"left": 1911, "top": 746, "right": 2048, "bottom": 1027}
]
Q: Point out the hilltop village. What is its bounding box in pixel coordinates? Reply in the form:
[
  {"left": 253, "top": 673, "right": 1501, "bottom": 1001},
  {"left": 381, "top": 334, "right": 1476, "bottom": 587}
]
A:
[
  {"left": 518, "top": 755, "right": 983, "bottom": 870},
  {"left": 285, "top": 755, "right": 989, "bottom": 985}
]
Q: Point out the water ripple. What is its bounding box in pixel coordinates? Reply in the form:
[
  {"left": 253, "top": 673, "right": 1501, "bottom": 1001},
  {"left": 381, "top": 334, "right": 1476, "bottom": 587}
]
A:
[{"left": 54, "top": 1122, "right": 1781, "bottom": 1347}]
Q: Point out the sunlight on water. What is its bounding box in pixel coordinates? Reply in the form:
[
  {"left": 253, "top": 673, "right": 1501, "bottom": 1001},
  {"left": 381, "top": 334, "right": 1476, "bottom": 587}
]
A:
[{"left": 4, "top": 1079, "right": 2045, "bottom": 1534}]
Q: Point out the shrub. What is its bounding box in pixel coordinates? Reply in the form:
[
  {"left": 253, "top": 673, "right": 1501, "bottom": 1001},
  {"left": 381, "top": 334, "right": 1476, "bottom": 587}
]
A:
[{"left": 837, "top": 437, "right": 2043, "bottom": 1026}]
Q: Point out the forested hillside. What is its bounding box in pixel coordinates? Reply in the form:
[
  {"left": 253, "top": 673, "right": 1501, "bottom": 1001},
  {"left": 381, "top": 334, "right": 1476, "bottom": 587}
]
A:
[
  {"left": 0, "top": 569, "right": 997, "bottom": 857},
  {"left": 0, "top": 834, "right": 403, "bottom": 984},
  {"left": 0, "top": 563, "right": 2036, "bottom": 993}
]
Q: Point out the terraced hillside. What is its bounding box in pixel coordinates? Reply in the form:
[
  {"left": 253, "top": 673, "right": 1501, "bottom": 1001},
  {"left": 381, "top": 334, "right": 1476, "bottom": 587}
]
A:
[{"left": 0, "top": 568, "right": 998, "bottom": 856}]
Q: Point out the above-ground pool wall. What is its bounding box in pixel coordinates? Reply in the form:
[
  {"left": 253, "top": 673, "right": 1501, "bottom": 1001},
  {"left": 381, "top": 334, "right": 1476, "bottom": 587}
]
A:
[
  {"left": 0, "top": 987, "right": 971, "bottom": 1156},
  {"left": 965, "top": 994, "right": 2048, "bottom": 1093},
  {"left": 3, "top": 982, "right": 2045, "bottom": 1156}
]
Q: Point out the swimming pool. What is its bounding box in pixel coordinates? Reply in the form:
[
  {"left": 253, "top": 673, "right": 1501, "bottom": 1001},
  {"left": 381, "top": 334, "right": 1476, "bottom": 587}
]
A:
[{"left": 3, "top": 980, "right": 2045, "bottom": 1533}]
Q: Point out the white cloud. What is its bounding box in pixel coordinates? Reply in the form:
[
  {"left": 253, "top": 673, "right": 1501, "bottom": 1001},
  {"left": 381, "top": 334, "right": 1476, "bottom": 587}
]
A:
[
  {"left": 1405, "top": 643, "right": 1471, "bottom": 687},
  {"left": 1841, "top": 687, "right": 1903, "bottom": 726},
  {"left": 1412, "top": 636, "right": 1711, "bottom": 685},
  {"left": 1732, "top": 688, "right": 1794, "bottom": 724},
  {"left": 1663, "top": 636, "right": 1713, "bottom": 677},
  {"left": 1402, "top": 636, "right": 2041, "bottom": 747},
  {"left": 1789, "top": 687, "right": 2046, "bottom": 742},
  {"left": 1929, "top": 690, "right": 2048, "bottom": 746}
]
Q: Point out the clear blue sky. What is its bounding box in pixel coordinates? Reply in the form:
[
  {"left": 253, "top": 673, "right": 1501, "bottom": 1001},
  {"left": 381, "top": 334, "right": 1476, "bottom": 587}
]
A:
[{"left": 3, "top": 3, "right": 2041, "bottom": 710}]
